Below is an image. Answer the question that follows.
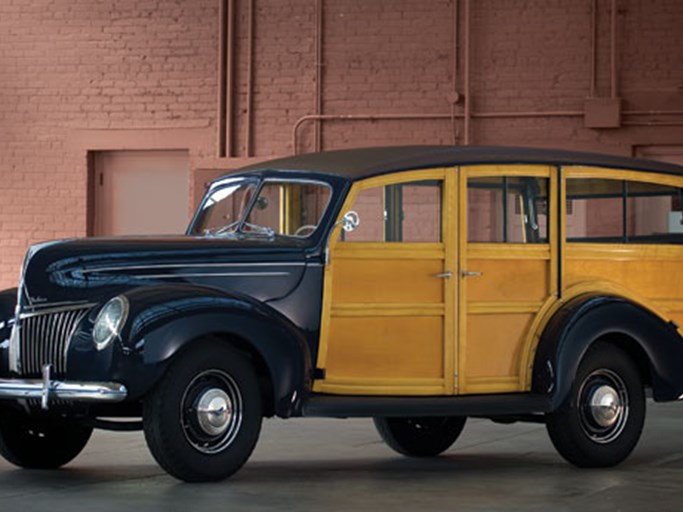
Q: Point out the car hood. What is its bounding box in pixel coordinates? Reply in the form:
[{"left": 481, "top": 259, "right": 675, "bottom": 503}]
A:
[{"left": 19, "top": 236, "right": 310, "bottom": 306}]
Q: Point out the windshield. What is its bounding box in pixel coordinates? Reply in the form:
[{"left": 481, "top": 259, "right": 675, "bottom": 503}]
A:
[{"left": 191, "top": 178, "right": 332, "bottom": 238}]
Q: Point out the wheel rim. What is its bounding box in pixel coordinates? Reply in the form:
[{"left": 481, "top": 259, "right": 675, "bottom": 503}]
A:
[
  {"left": 180, "top": 369, "right": 243, "bottom": 454},
  {"left": 578, "top": 368, "right": 629, "bottom": 444}
]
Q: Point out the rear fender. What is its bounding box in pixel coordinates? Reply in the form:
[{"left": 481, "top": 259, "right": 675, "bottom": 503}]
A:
[{"left": 532, "top": 294, "right": 683, "bottom": 408}]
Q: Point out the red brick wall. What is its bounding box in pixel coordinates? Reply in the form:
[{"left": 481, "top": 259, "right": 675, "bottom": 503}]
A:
[{"left": 1, "top": 0, "right": 683, "bottom": 289}]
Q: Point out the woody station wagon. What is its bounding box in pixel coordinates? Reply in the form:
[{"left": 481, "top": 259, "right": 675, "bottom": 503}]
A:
[{"left": 2, "top": 146, "right": 683, "bottom": 482}]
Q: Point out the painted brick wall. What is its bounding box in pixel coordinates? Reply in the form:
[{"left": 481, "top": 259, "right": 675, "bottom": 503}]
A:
[
  {"left": 1, "top": 0, "right": 683, "bottom": 289},
  {"left": 0, "top": 0, "right": 218, "bottom": 288}
]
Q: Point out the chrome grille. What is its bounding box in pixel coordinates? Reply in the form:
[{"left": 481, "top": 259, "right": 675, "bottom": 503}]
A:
[{"left": 19, "top": 306, "right": 91, "bottom": 377}]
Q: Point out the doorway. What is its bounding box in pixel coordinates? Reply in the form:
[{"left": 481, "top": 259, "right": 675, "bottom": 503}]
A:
[{"left": 90, "top": 150, "right": 190, "bottom": 236}]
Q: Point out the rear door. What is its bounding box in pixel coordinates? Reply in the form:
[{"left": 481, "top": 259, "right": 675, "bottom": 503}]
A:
[{"left": 458, "top": 165, "right": 557, "bottom": 394}]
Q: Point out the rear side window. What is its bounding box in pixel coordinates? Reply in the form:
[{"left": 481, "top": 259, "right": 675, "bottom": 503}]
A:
[
  {"left": 566, "top": 178, "right": 683, "bottom": 243},
  {"left": 467, "top": 176, "right": 549, "bottom": 243}
]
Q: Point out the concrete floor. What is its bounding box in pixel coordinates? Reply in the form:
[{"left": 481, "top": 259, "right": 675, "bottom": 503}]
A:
[{"left": 1, "top": 401, "right": 682, "bottom": 511}]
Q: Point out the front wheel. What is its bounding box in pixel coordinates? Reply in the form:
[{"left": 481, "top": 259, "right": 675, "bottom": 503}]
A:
[
  {"left": 143, "top": 342, "right": 263, "bottom": 482},
  {"left": 374, "top": 416, "right": 467, "bottom": 457},
  {"left": 0, "top": 413, "right": 92, "bottom": 469},
  {"left": 546, "top": 342, "right": 645, "bottom": 467}
]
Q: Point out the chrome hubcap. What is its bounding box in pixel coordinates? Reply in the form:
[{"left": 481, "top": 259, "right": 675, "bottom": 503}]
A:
[
  {"left": 578, "top": 369, "right": 629, "bottom": 444},
  {"left": 196, "top": 388, "right": 232, "bottom": 436},
  {"left": 588, "top": 384, "right": 622, "bottom": 428},
  {"left": 180, "top": 369, "right": 243, "bottom": 454}
]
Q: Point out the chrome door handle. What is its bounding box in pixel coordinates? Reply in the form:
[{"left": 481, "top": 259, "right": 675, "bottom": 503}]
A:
[
  {"left": 434, "top": 271, "right": 453, "bottom": 279},
  {"left": 461, "top": 270, "right": 483, "bottom": 278}
]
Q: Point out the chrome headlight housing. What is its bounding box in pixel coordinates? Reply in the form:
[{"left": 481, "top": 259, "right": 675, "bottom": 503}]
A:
[{"left": 93, "top": 296, "right": 129, "bottom": 351}]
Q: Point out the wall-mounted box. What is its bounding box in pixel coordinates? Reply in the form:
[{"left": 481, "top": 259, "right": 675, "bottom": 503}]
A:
[{"left": 584, "top": 97, "right": 622, "bottom": 128}]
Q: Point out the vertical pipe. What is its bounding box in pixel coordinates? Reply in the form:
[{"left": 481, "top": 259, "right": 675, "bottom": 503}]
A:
[
  {"left": 314, "top": 0, "right": 323, "bottom": 153},
  {"left": 217, "top": 0, "right": 227, "bottom": 157},
  {"left": 463, "top": 0, "right": 471, "bottom": 145},
  {"left": 451, "top": 0, "right": 459, "bottom": 145},
  {"left": 590, "top": 0, "right": 597, "bottom": 97},
  {"left": 610, "top": 0, "right": 618, "bottom": 98},
  {"left": 245, "top": 0, "right": 255, "bottom": 157},
  {"left": 226, "top": 0, "right": 235, "bottom": 157}
]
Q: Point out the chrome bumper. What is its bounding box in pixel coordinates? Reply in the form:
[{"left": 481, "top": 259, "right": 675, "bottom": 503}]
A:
[{"left": 0, "top": 365, "right": 127, "bottom": 409}]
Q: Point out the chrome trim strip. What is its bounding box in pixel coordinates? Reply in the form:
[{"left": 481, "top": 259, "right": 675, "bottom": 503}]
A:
[
  {"left": 21, "top": 300, "right": 94, "bottom": 312},
  {"left": 0, "top": 378, "right": 127, "bottom": 403},
  {"left": 8, "top": 322, "right": 20, "bottom": 373},
  {"left": 80, "top": 262, "right": 307, "bottom": 274},
  {"left": 19, "top": 303, "right": 96, "bottom": 319},
  {"left": 129, "top": 272, "right": 291, "bottom": 279}
]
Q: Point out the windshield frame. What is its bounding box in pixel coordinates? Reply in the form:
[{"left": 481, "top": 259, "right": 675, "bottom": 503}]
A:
[{"left": 188, "top": 175, "right": 334, "bottom": 240}]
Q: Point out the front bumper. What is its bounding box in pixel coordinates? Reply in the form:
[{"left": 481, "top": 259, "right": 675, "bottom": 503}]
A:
[{"left": 0, "top": 365, "right": 127, "bottom": 409}]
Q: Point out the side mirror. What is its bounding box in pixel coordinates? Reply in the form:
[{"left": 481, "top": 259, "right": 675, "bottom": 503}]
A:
[{"left": 341, "top": 210, "right": 360, "bottom": 232}]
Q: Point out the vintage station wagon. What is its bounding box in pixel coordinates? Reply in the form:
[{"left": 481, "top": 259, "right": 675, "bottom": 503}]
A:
[{"left": 2, "top": 146, "right": 683, "bottom": 482}]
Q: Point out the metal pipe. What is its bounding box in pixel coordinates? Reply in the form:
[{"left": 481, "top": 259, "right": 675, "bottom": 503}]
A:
[
  {"left": 216, "top": 0, "right": 227, "bottom": 157},
  {"left": 463, "top": 0, "right": 471, "bottom": 145},
  {"left": 290, "top": 109, "right": 683, "bottom": 154},
  {"left": 245, "top": 0, "right": 255, "bottom": 157},
  {"left": 226, "top": 0, "right": 235, "bottom": 157},
  {"left": 291, "top": 111, "right": 586, "bottom": 153},
  {"left": 590, "top": 0, "right": 597, "bottom": 97},
  {"left": 314, "top": 0, "right": 323, "bottom": 152},
  {"left": 610, "top": 0, "right": 618, "bottom": 98},
  {"left": 624, "top": 110, "right": 683, "bottom": 116},
  {"left": 623, "top": 121, "right": 683, "bottom": 127},
  {"left": 451, "top": 0, "right": 459, "bottom": 145}
]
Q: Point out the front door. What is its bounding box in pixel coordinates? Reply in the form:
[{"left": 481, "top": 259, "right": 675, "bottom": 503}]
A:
[{"left": 314, "top": 169, "right": 457, "bottom": 395}]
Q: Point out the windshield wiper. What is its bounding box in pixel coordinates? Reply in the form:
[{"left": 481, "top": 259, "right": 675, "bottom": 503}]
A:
[
  {"left": 241, "top": 222, "right": 275, "bottom": 238},
  {"left": 204, "top": 220, "right": 241, "bottom": 237}
]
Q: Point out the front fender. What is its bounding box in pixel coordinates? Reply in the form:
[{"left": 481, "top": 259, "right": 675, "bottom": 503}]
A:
[
  {"left": 532, "top": 294, "right": 683, "bottom": 408},
  {"left": 0, "top": 289, "right": 18, "bottom": 378},
  {"left": 122, "top": 284, "right": 311, "bottom": 417}
]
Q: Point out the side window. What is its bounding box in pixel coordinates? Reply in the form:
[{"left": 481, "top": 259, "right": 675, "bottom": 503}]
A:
[
  {"left": 343, "top": 180, "right": 442, "bottom": 242},
  {"left": 467, "top": 176, "right": 549, "bottom": 243},
  {"left": 566, "top": 178, "right": 683, "bottom": 243}
]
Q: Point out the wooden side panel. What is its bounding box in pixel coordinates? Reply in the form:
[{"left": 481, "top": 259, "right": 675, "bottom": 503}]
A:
[
  {"left": 565, "top": 244, "right": 683, "bottom": 330},
  {"left": 464, "top": 314, "right": 533, "bottom": 380},
  {"left": 332, "top": 257, "right": 444, "bottom": 304},
  {"left": 325, "top": 316, "right": 444, "bottom": 380},
  {"left": 320, "top": 252, "right": 447, "bottom": 394},
  {"left": 466, "top": 258, "right": 549, "bottom": 303},
  {"left": 462, "top": 256, "right": 549, "bottom": 393}
]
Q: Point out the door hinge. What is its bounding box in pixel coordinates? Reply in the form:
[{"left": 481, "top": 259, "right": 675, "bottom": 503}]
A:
[{"left": 313, "top": 368, "right": 326, "bottom": 380}]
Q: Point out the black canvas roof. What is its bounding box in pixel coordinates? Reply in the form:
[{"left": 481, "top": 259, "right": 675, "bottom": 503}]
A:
[{"left": 236, "top": 145, "right": 683, "bottom": 180}]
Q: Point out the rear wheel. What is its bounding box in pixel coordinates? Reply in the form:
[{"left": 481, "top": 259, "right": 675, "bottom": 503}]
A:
[
  {"left": 143, "top": 342, "right": 263, "bottom": 482},
  {"left": 546, "top": 343, "right": 645, "bottom": 467},
  {"left": 374, "top": 416, "right": 467, "bottom": 457},
  {"left": 0, "top": 413, "right": 92, "bottom": 469}
]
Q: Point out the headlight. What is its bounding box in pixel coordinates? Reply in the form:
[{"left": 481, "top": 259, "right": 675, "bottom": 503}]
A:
[{"left": 93, "top": 296, "right": 129, "bottom": 351}]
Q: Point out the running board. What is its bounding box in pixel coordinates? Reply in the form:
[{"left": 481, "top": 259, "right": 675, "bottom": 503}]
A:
[{"left": 303, "top": 393, "right": 552, "bottom": 418}]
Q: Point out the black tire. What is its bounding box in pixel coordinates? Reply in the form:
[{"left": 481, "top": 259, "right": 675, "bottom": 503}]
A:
[
  {"left": 546, "top": 342, "right": 645, "bottom": 467},
  {"left": 143, "top": 342, "right": 263, "bottom": 482},
  {"left": 0, "top": 413, "right": 92, "bottom": 469},
  {"left": 374, "top": 416, "right": 467, "bottom": 457}
]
